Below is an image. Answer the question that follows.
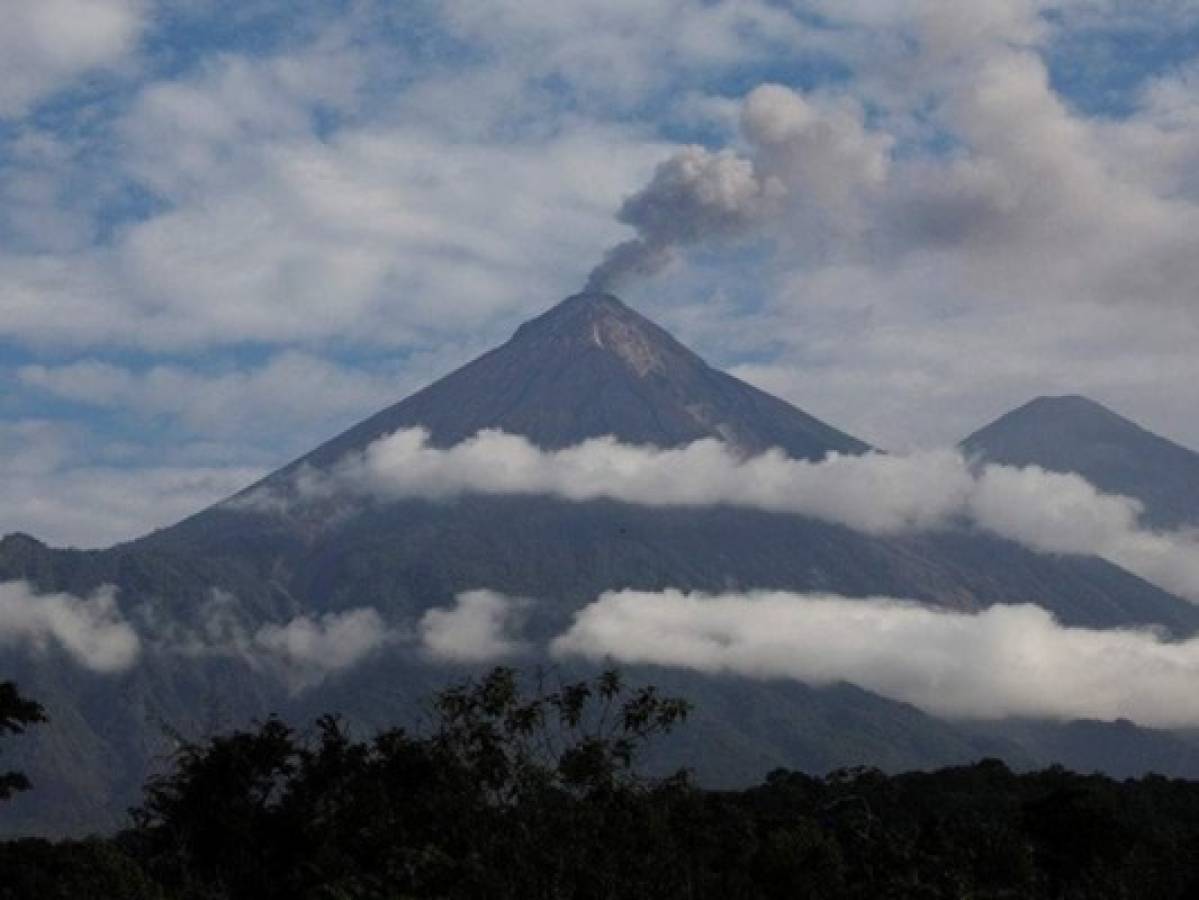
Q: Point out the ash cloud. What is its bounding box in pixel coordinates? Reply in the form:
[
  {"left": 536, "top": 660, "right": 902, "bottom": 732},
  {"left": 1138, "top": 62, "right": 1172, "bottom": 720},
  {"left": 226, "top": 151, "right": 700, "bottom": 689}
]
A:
[
  {"left": 586, "top": 84, "right": 889, "bottom": 290},
  {"left": 587, "top": 44, "right": 1199, "bottom": 322},
  {"left": 586, "top": 146, "right": 781, "bottom": 291},
  {"left": 552, "top": 588, "right": 1199, "bottom": 728},
  {"left": 260, "top": 427, "right": 1199, "bottom": 603},
  {"left": 0, "top": 580, "right": 140, "bottom": 672}
]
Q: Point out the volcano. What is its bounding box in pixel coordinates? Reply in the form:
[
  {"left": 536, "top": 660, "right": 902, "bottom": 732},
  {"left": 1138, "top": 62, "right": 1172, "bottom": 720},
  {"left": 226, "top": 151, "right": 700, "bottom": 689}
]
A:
[
  {"left": 964, "top": 394, "right": 1199, "bottom": 530},
  {"left": 5, "top": 293, "right": 1199, "bottom": 836},
  {"left": 292, "top": 291, "right": 868, "bottom": 462}
]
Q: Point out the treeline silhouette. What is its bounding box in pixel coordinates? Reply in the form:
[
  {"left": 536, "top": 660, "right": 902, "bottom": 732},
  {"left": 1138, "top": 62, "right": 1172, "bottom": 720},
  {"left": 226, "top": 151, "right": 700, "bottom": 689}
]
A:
[{"left": 4, "top": 670, "right": 1199, "bottom": 899}]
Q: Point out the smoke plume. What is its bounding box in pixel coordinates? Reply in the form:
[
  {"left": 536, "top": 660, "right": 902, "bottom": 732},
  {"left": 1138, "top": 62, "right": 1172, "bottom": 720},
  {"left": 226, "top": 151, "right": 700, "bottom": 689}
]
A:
[{"left": 586, "top": 84, "right": 889, "bottom": 290}]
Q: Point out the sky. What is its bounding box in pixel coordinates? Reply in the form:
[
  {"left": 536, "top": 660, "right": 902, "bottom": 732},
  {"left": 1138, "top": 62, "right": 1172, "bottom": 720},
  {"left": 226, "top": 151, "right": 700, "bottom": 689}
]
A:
[{"left": 3, "top": 0, "right": 1199, "bottom": 548}]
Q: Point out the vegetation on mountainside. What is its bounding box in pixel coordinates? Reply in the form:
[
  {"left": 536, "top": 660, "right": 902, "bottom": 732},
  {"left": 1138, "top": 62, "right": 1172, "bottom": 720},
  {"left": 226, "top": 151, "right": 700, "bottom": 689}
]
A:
[
  {"left": 5, "top": 669, "right": 1199, "bottom": 898},
  {"left": 0, "top": 682, "right": 45, "bottom": 804}
]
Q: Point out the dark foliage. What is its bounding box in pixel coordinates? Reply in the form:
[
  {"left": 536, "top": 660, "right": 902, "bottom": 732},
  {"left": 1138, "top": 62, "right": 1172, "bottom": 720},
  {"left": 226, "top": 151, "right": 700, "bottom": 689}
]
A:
[
  {"left": 7, "top": 670, "right": 1199, "bottom": 898},
  {"left": 0, "top": 681, "right": 46, "bottom": 803}
]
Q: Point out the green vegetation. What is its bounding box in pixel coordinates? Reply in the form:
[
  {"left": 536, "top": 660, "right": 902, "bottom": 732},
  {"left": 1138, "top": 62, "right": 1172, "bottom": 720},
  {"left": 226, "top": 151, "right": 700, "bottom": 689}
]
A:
[
  {"left": 5, "top": 669, "right": 1199, "bottom": 898},
  {"left": 0, "top": 682, "right": 45, "bottom": 804}
]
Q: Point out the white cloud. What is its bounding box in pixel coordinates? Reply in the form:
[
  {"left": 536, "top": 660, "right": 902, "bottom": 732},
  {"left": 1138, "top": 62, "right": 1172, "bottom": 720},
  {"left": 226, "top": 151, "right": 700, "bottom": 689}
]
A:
[
  {"left": 0, "top": 420, "right": 263, "bottom": 548},
  {"left": 439, "top": 0, "right": 813, "bottom": 110},
  {"left": 552, "top": 588, "right": 1199, "bottom": 728},
  {"left": 419, "top": 589, "right": 531, "bottom": 662},
  {"left": 0, "top": 580, "right": 139, "bottom": 672},
  {"left": 267, "top": 428, "right": 1199, "bottom": 602},
  {"left": 0, "top": 0, "right": 147, "bottom": 117},
  {"left": 18, "top": 352, "right": 414, "bottom": 440},
  {"left": 253, "top": 607, "right": 393, "bottom": 690},
  {"left": 0, "top": 8, "right": 671, "bottom": 351},
  {"left": 0, "top": 125, "right": 663, "bottom": 350}
]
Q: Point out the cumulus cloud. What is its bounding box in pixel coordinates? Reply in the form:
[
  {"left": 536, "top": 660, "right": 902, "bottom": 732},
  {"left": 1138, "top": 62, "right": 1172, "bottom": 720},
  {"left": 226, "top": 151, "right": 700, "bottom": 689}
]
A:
[
  {"left": 0, "top": 0, "right": 147, "bottom": 118},
  {"left": 0, "top": 580, "right": 140, "bottom": 672},
  {"left": 552, "top": 588, "right": 1199, "bottom": 728},
  {"left": 264, "top": 428, "right": 1199, "bottom": 602},
  {"left": 419, "top": 590, "right": 532, "bottom": 662}
]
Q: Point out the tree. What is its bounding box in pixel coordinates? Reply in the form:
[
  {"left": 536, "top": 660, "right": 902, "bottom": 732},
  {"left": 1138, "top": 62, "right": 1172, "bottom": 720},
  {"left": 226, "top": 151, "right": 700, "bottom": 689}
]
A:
[
  {"left": 129, "top": 667, "right": 694, "bottom": 899},
  {"left": 0, "top": 681, "right": 46, "bottom": 803}
]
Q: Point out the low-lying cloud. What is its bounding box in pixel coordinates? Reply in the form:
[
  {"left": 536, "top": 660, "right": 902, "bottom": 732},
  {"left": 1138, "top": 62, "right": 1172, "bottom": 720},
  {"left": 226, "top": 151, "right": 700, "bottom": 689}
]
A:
[
  {"left": 0, "top": 580, "right": 140, "bottom": 672},
  {"left": 258, "top": 427, "right": 1199, "bottom": 602},
  {"left": 168, "top": 590, "right": 398, "bottom": 691},
  {"left": 551, "top": 588, "right": 1199, "bottom": 728},
  {"left": 254, "top": 608, "right": 392, "bottom": 689},
  {"left": 419, "top": 589, "right": 532, "bottom": 663}
]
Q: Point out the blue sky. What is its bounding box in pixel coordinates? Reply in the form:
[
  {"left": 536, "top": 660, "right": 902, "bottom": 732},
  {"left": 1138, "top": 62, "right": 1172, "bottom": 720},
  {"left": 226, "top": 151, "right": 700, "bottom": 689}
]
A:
[{"left": 2, "top": 0, "right": 1199, "bottom": 547}]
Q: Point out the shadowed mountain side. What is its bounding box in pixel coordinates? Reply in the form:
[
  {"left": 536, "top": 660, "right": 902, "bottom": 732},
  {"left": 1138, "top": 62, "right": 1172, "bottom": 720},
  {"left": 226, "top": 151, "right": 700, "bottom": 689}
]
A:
[
  {"left": 135, "top": 496, "right": 1199, "bottom": 636},
  {"left": 963, "top": 717, "right": 1199, "bottom": 780},
  {"left": 964, "top": 395, "right": 1199, "bottom": 529}
]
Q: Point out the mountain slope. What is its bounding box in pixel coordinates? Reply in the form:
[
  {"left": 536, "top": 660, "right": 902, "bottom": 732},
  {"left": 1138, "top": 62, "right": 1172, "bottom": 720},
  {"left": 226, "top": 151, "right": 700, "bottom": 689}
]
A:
[
  {"left": 282, "top": 291, "right": 868, "bottom": 468},
  {"left": 6, "top": 295, "right": 1199, "bottom": 836},
  {"left": 963, "top": 395, "right": 1199, "bottom": 529}
]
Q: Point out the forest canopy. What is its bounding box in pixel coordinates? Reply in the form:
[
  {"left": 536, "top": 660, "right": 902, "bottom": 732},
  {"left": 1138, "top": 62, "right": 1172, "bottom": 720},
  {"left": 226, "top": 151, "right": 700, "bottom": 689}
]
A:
[{"left": 4, "top": 668, "right": 1199, "bottom": 899}]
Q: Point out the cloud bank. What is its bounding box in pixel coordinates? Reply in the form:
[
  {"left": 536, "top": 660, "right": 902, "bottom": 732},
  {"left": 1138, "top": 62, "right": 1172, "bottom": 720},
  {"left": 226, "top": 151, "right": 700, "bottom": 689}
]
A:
[
  {"left": 0, "top": 580, "right": 140, "bottom": 672},
  {"left": 419, "top": 589, "right": 532, "bottom": 663},
  {"left": 552, "top": 588, "right": 1199, "bottom": 728},
  {"left": 264, "top": 428, "right": 1199, "bottom": 602}
]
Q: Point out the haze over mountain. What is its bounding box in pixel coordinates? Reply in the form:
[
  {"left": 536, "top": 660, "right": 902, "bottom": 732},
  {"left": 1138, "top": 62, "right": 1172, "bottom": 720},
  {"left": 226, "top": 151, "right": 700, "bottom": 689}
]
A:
[
  {"left": 4, "top": 292, "right": 1199, "bottom": 836},
  {"left": 964, "top": 395, "right": 1199, "bottom": 530}
]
